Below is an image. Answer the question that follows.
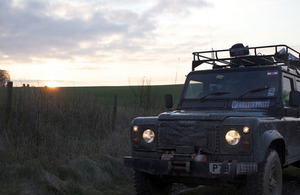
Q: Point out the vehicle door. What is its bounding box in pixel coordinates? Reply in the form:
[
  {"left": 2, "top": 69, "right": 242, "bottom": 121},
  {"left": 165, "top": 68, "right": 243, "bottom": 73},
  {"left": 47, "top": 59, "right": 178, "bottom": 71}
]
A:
[{"left": 283, "top": 73, "right": 300, "bottom": 160}]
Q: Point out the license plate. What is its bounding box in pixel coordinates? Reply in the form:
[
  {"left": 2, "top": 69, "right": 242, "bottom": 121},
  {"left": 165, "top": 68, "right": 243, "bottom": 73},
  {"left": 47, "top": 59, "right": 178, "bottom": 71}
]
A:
[{"left": 209, "top": 163, "right": 231, "bottom": 174}]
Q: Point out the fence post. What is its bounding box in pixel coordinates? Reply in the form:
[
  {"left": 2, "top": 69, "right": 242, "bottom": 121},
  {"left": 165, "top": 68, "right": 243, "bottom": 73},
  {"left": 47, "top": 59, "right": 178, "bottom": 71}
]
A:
[
  {"left": 111, "top": 94, "right": 117, "bottom": 131},
  {"left": 6, "top": 81, "right": 13, "bottom": 121}
]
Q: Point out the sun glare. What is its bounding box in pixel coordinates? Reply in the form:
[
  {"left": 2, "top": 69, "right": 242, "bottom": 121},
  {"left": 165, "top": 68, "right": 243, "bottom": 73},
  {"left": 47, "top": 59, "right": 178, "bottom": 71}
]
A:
[{"left": 46, "top": 81, "right": 59, "bottom": 88}]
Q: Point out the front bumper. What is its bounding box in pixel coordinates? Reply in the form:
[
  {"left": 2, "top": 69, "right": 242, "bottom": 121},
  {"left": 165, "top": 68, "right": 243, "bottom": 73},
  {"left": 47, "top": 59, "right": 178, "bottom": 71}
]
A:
[{"left": 124, "top": 156, "right": 257, "bottom": 179}]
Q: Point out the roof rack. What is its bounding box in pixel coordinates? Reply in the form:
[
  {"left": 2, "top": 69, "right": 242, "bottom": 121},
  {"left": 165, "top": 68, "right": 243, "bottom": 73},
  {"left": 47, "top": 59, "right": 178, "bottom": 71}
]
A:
[{"left": 192, "top": 44, "right": 300, "bottom": 71}]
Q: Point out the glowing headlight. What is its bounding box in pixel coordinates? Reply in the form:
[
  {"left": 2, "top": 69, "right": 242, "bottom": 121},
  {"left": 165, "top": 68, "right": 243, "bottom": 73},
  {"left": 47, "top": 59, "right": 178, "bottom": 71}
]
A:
[
  {"left": 225, "top": 130, "right": 241, "bottom": 146},
  {"left": 142, "top": 129, "right": 155, "bottom": 143}
]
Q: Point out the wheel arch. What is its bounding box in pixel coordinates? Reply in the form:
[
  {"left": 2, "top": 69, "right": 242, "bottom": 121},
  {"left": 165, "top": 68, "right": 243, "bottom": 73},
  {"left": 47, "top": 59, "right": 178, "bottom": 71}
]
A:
[
  {"left": 258, "top": 130, "right": 286, "bottom": 165},
  {"left": 269, "top": 139, "right": 285, "bottom": 165}
]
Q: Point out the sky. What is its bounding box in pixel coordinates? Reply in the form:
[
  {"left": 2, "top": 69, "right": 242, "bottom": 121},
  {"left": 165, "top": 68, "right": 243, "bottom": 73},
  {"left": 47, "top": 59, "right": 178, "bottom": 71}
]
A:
[{"left": 1, "top": 0, "right": 300, "bottom": 87}]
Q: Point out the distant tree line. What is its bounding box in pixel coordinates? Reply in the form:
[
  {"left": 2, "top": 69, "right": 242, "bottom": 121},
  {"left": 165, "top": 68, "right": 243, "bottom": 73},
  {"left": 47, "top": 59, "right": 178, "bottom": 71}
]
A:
[{"left": 0, "top": 69, "right": 10, "bottom": 87}]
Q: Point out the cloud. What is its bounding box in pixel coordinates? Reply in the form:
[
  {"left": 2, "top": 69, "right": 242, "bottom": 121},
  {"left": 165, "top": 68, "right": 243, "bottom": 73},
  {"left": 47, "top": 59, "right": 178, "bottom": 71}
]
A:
[
  {"left": 0, "top": 0, "right": 210, "bottom": 65},
  {"left": 149, "top": 0, "right": 210, "bottom": 15},
  {"left": 0, "top": 0, "right": 129, "bottom": 62}
]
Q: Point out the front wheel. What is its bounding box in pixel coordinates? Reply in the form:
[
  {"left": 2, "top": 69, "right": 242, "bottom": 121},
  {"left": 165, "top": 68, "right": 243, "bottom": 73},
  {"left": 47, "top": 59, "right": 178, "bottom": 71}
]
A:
[
  {"left": 134, "top": 170, "right": 172, "bottom": 195},
  {"left": 247, "top": 149, "right": 282, "bottom": 195}
]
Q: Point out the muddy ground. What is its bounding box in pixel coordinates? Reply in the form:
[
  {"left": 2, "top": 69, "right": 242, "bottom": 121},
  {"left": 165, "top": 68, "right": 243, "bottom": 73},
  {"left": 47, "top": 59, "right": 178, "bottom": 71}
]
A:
[{"left": 171, "top": 166, "right": 300, "bottom": 195}]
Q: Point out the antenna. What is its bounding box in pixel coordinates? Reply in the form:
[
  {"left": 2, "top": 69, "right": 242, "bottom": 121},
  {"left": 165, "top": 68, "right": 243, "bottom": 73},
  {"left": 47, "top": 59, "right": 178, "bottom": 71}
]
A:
[
  {"left": 205, "top": 4, "right": 214, "bottom": 49},
  {"left": 174, "top": 58, "right": 180, "bottom": 85},
  {"left": 173, "top": 58, "right": 180, "bottom": 97}
]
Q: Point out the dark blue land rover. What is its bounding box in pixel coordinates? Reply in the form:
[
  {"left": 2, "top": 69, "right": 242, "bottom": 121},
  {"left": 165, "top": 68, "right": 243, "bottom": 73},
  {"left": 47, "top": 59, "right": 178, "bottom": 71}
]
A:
[{"left": 124, "top": 44, "right": 300, "bottom": 194}]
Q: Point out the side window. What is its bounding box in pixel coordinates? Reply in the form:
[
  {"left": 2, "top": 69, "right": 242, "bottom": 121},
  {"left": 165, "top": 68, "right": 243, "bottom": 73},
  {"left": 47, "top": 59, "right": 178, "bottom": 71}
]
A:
[{"left": 282, "top": 77, "right": 293, "bottom": 106}]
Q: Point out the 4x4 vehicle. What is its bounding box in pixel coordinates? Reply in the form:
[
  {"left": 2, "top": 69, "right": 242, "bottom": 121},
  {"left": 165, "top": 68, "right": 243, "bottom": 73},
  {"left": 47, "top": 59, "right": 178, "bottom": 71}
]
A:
[{"left": 124, "top": 44, "right": 300, "bottom": 194}]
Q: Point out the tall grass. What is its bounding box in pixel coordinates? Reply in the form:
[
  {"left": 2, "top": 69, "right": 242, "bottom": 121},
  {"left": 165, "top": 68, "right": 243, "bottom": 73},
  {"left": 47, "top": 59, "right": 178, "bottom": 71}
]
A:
[{"left": 0, "top": 85, "right": 182, "bottom": 194}]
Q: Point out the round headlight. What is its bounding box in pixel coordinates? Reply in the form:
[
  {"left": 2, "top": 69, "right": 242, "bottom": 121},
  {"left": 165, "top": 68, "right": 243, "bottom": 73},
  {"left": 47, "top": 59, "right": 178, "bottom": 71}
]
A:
[
  {"left": 142, "top": 129, "right": 155, "bottom": 143},
  {"left": 225, "top": 130, "right": 241, "bottom": 146}
]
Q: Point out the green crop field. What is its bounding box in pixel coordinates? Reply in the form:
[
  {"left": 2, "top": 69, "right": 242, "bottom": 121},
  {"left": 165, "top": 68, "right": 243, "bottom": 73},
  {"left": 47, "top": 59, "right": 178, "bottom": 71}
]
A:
[
  {"left": 57, "top": 84, "right": 183, "bottom": 106},
  {"left": 0, "top": 84, "right": 183, "bottom": 194}
]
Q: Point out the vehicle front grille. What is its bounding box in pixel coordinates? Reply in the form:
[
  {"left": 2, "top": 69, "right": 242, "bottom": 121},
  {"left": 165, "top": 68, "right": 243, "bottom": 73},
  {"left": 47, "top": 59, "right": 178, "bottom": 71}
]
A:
[{"left": 158, "top": 121, "right": 219, "bottom": 153}]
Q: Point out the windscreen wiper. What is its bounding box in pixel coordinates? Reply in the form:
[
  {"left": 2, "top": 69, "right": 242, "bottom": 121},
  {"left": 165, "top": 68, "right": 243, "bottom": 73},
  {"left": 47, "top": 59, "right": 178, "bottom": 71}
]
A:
[
  {"left": 238, "top": 86, "right": 270, "bottom": 98},
  {"left": 199, "top": 91, "right": 230, "bottom": 100}
]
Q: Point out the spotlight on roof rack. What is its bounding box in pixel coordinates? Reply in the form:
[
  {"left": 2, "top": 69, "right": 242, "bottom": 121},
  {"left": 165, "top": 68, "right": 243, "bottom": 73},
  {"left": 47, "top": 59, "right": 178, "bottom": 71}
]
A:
[{"left": 229, "top": 43, "right": 250, "bottom": 57}]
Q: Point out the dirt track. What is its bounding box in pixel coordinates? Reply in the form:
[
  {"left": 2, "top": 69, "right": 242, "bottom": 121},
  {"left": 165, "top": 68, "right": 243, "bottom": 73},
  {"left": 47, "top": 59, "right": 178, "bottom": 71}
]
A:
[
  {"left": 171, "top": 166, "right": 300, "bottom": 195},
  {"left": 282, "top": 173, "right": 300, "bottom": 195}
]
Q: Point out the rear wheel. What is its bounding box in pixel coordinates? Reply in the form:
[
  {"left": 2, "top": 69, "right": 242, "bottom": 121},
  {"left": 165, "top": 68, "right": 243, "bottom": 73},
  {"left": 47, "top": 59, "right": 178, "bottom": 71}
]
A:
[
  {"left": 247, "top": 149, "right": 282, "bottom": 195},
  {"left": 134, "top": 170, "right": 172, "bottom": 195}
]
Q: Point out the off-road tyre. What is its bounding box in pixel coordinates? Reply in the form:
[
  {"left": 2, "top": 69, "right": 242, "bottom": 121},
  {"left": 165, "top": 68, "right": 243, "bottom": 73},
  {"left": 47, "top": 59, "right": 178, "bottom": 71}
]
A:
[
  {"left": 134, "top": 170, "right": 172, "bottom": 195},
  {"left": 246, "top": 149, "right": 282, "bottom": 195}
]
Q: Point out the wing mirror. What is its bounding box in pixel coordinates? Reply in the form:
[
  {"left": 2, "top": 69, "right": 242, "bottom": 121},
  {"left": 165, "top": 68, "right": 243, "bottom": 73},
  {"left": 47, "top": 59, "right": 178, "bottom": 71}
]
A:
[
  {"left": 289, "top": 91, "right": 300, "bottom": 107},
  {"left": 165, "top": 94, "right": 173, "bottom": 109}
]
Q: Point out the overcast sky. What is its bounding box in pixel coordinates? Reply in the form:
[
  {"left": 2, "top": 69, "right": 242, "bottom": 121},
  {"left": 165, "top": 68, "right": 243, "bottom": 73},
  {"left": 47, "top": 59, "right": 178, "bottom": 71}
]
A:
[{"left": 1, "top": 0, "right": 300, "bottom": 86}]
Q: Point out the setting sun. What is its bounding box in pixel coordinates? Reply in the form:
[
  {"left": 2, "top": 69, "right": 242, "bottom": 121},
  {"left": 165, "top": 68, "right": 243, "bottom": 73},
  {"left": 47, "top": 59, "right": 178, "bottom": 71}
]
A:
[{"left": 46, "top": 81, "right": 59, "bottom": 88}]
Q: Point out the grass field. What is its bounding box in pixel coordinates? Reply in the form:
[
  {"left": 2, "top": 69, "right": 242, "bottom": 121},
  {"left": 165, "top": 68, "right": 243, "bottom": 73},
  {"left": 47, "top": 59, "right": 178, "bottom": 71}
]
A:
[
  {"left": 0, "top": 84, "right": 183, "bottom": 194},
  {"left": 1, "top": 85, "right": 300, "bottom": 194}
]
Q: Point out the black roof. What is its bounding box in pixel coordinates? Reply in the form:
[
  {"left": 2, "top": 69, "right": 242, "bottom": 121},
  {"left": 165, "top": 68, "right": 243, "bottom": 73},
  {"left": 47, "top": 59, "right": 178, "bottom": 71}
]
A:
[{"left": 192, "top": 44, "right": 300, "bottom": 71}]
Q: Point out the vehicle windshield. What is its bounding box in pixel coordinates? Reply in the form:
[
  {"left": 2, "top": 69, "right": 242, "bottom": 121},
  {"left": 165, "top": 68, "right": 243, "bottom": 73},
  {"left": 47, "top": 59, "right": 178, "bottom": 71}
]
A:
[{"left": 183, "top": 69, "right": 279, "bottom": 100}]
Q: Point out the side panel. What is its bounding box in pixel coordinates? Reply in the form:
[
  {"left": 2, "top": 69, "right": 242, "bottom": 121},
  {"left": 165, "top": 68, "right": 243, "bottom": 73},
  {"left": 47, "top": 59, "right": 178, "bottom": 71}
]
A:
[{"left": 283, "top": 117, "right": 300, "bottom": 163}]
